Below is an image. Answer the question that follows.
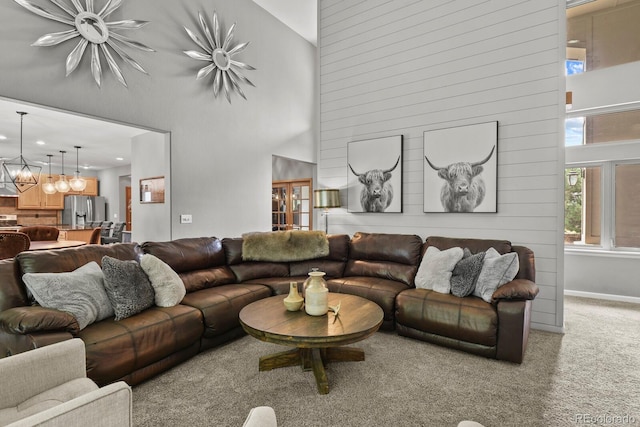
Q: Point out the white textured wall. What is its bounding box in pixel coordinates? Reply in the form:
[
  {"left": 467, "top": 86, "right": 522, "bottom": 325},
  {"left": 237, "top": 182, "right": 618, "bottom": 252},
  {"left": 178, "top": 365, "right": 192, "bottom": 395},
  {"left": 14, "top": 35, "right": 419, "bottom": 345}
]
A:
[
  {"left": 0, "top": 0, "right": 316, "bottom": 240},
  {"left": 131, "top": 132, "right": 171, "bottom": 243},
  {"left": 97, "top": 164, "right": 131, "bottom": 223},
  {"left": 318, "top": 0, "right": 566, "bottom": 331}
]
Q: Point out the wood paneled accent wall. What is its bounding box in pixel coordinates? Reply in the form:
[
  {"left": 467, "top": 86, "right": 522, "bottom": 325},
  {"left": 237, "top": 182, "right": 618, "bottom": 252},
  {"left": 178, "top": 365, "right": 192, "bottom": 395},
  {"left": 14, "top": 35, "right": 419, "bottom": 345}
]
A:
[{"left": 317, "top": 0, "right": 565, "bottom": 330}]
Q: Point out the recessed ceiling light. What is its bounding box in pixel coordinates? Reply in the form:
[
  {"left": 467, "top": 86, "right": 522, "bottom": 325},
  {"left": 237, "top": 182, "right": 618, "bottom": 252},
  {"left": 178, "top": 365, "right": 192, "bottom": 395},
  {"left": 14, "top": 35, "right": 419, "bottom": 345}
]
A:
[
  {"left": 116, "top": 157, "right": 124, "bottom": 161},
  {"left": 0, "top": 135, "right": 7, "bottom": 140},
  {"left": 82, "top": 165, "right": 90, "bottom": 170},
  {"left": 36, "top": 140, "right": 45, "bottom": 145},
  {"left": 568, "top": 39, "right": 581, "bottom": 44}
]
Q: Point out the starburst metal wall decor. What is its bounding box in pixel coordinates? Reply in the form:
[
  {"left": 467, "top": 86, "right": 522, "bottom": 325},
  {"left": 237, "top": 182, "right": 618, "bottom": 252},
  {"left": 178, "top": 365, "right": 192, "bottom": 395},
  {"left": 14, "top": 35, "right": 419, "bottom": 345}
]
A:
[
  {"left": 183, "top": 10, "right": 256, "bottom": 103},
  {"left": 14, "top": 0, "right": 154, "bottom": 88}
]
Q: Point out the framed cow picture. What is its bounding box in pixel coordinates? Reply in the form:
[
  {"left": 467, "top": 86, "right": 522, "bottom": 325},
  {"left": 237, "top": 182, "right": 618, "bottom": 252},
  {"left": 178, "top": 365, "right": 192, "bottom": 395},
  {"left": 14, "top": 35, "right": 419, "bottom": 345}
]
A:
[
  {"left": 347, "top": 135, "right": 403, "bottom": 213},
  {"left": 423, "top": 122, "right": 498, "bottom": 213}
]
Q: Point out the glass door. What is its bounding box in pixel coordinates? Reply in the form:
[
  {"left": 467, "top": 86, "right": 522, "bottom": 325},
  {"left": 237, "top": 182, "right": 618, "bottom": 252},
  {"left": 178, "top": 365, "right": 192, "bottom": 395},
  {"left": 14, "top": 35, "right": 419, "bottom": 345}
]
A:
[{"left": 272, "top": 179, "right": 312, "bottom": 231}]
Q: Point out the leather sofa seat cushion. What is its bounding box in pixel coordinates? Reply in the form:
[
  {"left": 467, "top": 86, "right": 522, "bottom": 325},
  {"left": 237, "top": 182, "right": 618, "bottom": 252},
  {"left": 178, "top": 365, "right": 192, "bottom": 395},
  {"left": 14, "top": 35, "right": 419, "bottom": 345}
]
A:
[
  {"left": 180, "top": 284, "right": 271, "bottom": 338},
  {"left": 327, "top": 277, "right": 409, "bottom": 329},
  {"left": 141, "top": 237, "right": 227, "bottom": 273},
  {"left": 396, "top": 288, "right": 498, "bottom": 347},
  {"left": 77, "top": 305, "right": 203, "bottom": 386}
]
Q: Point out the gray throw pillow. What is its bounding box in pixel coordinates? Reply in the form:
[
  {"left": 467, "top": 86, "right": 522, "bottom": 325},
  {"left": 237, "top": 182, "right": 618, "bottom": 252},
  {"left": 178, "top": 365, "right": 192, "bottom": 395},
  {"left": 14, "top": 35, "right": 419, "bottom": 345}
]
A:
[
  {"left": 140, "top": 254, "right": 186, "bottom": 307},
  {"left": 22, "top": 261, "right": 114, "bottom": 330},
  {"left": 474, "top": 247, "right": 520, "bottom": 303},
  {"left": 102, "top": 256, "right": 155, "bottom": 321},
  {"left": 451, "top": 248, "right": 485, "bottom": 298}
]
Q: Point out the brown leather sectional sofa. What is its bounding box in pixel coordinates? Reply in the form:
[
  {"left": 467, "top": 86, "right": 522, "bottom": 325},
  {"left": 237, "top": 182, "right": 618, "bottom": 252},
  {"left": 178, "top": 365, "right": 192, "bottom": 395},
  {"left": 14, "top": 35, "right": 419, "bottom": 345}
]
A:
[{"left": 0, "top": 232, "right": 538, "bottom": 387}]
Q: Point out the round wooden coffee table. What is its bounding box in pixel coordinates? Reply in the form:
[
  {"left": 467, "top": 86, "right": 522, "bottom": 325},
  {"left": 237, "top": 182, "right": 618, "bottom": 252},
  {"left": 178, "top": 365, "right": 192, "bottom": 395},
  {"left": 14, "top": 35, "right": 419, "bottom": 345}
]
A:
[{"left": 239, "top": 293, "right": 383, "bottom": 394}]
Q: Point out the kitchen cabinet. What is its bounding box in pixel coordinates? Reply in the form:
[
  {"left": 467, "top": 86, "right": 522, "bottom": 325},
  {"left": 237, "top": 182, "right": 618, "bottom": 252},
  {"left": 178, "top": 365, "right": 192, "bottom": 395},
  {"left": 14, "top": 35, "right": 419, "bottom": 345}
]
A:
[
  {"left": 17, "top": 175, "right": 64, "bottom": 210},
  {"left": 67, "top": 176, "right": 98, "bottom": 196}
]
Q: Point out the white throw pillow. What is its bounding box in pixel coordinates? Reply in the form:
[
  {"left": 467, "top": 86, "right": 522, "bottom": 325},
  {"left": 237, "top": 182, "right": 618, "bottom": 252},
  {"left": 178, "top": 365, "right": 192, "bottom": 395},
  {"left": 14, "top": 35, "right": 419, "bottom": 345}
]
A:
[
  {"left": 474, "top": 247, "right": 520, "bottom": 303},
  {"left": 140, "top": 254, "right": 186, "bottom": 307},
  {"left": 415, "top": 246, "right": 464, "bottom": 293}
]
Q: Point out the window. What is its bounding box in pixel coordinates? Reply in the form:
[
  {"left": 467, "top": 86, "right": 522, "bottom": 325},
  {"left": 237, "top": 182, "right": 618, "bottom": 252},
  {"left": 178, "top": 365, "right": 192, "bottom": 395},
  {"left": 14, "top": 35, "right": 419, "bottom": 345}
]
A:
[
  {"left": 564, "top": 161, "right": 640, "bottom": 250},
  {"left": 567, "top": 0, "right": 640, "bottom": 72}
]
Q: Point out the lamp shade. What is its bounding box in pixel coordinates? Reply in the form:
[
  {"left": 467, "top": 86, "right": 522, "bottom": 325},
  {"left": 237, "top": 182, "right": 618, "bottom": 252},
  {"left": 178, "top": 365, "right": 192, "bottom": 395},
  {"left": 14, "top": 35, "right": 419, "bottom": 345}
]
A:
[{"left": 314, "top": 189, "right": 341, "bottom": 209}]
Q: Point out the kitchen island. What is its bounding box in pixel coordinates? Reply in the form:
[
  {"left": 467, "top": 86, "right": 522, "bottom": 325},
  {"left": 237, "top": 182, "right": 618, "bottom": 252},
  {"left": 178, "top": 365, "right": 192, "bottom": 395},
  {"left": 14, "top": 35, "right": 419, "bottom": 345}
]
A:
[{"left": 57, "top": 226, "right": 100, "bottom": 244}]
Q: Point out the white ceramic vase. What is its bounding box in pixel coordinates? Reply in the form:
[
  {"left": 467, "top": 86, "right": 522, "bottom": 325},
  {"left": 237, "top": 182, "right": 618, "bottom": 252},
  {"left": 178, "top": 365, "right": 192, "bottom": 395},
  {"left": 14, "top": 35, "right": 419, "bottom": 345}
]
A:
[{"left": 304, "top": 270, "right": 328, "bottom": 316}]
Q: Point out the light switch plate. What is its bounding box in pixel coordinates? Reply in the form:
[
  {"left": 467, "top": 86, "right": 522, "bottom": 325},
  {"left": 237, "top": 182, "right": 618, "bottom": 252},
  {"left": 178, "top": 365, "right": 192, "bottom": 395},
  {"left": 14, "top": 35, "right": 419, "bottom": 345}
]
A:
[{"left": 180, "top": 214, "right": 192, "bottom": 224}]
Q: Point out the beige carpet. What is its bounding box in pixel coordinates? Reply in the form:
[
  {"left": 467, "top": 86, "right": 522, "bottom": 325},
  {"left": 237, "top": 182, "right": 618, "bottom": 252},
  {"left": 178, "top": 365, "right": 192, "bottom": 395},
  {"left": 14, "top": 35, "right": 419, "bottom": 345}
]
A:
[{"left": 132, "top": 296, "right": 640, "bottom": 426}]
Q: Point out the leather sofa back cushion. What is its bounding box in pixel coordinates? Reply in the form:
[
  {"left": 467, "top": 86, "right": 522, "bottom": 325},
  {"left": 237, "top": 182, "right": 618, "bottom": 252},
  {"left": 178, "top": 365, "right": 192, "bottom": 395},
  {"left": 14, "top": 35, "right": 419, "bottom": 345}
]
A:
[
  {"left": 230, "top": 262, "right": 289, "bottom": 282},
  {"left": 178, "top": 268, "right": 237, "bottom": 292},
  {"left": 512, "top": 245, "right": 535, "bottom": 282},
  {"left": 141, "top": 237, "right": 226, "bottom": 273},
  {"left": 289, "top": 260, "right": 345, "bottom": 278},
  {"left": 289, "top": 235, "right": 349, "bottom": 278},
  {"left": 17, "top": 243, "right": 139, "bottom": 275},
  {"left": 343, "top": 260, "right": 417, "bottom": 287},
  {"left": 348, "top": 232, "right": 423, "bottom": 265},
  {"left": 0, "top": 259, "right": 28, "bottom": 311},
  {"left": 424, "top": 236, "right": 512, "bottom": 255}
]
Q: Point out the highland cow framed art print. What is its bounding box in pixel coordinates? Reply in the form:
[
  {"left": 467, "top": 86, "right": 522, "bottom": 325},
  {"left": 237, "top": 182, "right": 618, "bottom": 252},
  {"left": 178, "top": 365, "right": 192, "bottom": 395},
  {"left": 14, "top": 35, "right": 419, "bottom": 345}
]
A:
[
  {"left": 423, "top": 122, "right": 497, "bottom": 213},
  {"left": 347, "top": 135, "right": 403, "bottom": 213}
]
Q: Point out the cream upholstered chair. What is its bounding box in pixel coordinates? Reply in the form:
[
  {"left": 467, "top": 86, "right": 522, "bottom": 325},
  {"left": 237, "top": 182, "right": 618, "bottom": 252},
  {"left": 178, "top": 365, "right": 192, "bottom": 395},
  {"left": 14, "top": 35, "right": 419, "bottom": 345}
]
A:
[
  {"left": 243, "top": 406, "right": 277, "bottom": 427},
  {"left": 0, "top": 339, "right": 132, "bottom": 427}
]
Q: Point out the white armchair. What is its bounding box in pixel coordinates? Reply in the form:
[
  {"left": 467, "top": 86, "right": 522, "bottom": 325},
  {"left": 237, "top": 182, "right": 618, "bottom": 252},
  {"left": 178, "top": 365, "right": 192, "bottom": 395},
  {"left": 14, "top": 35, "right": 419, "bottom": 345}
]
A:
[{"left": 0, "top": 339, "right": 132, "bottom": 427}]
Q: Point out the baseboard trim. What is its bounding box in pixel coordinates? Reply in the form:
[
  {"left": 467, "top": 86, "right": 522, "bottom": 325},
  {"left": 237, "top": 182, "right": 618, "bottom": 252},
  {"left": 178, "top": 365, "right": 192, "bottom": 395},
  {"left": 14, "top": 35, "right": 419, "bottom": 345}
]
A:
[
  {"left": 565, "top": 290, "right": 640, "bottom": 305},
  {"left": 530, "top": 322, "right": 564, "bottom": 334}
]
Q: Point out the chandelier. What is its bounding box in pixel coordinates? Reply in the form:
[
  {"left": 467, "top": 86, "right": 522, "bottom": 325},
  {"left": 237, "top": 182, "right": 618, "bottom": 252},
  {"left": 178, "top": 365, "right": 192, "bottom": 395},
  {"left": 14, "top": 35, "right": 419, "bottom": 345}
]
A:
[
  {"left": 2, "top": 112, "right": 42, "bottom": 193},
  {"left": 69, "top": 146, "right": 87, "bottom": 192},
  {"left": 42, "top": 154, "right": 57, "bottom": 195},
  {"left": 54, "top": 150, "right": 70, "bottom": 193}
]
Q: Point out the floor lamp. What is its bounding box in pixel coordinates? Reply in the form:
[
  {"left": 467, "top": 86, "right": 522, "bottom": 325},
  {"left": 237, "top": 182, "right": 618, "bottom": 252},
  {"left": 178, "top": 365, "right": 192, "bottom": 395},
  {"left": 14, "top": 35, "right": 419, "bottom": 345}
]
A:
[{"left": 313, "top": 189, "right": 341, "bottom": 234}]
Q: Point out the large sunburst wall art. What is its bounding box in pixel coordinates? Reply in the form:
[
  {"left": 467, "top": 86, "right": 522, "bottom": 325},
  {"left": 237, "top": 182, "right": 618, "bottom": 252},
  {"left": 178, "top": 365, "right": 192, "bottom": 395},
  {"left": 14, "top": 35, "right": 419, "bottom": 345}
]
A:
[
  {"left": 183, "top": 10, "right": 256, "bottom": 103},
  {"left": 14, "top": 0, "right": 154, "bottom": 88}
]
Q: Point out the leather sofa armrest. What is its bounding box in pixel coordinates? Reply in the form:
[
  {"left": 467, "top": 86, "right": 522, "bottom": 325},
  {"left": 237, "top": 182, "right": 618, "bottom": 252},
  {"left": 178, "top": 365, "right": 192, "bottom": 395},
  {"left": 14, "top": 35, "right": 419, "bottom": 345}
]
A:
[
  {"left": 491, "top": 279, "right": 539, "bottom": 302},
  {"left": 0, "top": 306, "right": 79, "bottom": 335}
]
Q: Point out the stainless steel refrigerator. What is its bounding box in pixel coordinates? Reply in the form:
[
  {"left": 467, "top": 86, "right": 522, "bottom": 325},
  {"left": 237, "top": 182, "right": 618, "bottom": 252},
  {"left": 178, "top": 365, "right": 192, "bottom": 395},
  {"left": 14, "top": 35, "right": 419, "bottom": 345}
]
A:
[{"left": 62, "top": 195, "right": 106, "bottom": 227}]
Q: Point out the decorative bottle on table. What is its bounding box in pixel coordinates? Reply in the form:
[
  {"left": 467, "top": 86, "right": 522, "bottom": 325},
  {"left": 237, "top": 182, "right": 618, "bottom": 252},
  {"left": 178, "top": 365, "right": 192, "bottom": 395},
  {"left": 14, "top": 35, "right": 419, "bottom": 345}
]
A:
[
  {"left": 304, "top": 270, "right": 328, "bottom": 316},
  {"left": 283, "top": 282, "right": 304, "bottom": 311}
]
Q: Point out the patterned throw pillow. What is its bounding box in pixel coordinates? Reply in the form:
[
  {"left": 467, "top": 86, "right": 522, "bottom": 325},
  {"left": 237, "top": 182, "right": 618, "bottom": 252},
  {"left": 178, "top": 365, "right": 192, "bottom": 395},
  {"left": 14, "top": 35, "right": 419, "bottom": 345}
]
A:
[
  {"left": 102, "top": 256, "right": 155, "bottom": 321},
  {"left": 22, "top": 262, "right": 113, "bottom": 330},
  {"left": 450, "top": 248, "right": 485, "bottom": 297},
  {"left": 415, "top": 246, "right": 464, "bottom": 293},
  {"left": 474, "top": 247, "right": 519, "bottom": 303}
]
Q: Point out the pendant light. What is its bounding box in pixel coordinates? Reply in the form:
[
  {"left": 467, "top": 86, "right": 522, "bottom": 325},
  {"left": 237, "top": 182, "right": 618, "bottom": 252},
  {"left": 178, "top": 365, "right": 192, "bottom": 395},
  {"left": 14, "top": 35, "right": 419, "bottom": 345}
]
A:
[
  {"left": 2, "top": 112, "right": 42, "bottom": 193},
  {"left": 54, "top": 150, "right": 71, "bottom": 193},
  {"left": 69, "top": 146, "right": 87, "bottom": 192},
  {"left": 42, "top": 154, "right": 57, "bottom": 195}
]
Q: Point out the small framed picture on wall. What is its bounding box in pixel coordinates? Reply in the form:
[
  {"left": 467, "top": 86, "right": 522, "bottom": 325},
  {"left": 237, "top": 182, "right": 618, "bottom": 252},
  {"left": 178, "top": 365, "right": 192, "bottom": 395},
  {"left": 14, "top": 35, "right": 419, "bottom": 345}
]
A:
[
  {"left": 347, "top": 135, "right": 403, "bottom": 213},
  {"left": 423, "top": 122, "right": 498, "bottom": 213}
]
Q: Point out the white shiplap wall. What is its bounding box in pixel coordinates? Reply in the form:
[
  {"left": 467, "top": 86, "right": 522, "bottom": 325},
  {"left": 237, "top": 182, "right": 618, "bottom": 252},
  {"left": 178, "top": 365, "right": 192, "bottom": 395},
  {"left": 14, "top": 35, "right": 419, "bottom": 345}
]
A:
[{"left": 318, "top": 0, "right": 565, "bottom": 331}]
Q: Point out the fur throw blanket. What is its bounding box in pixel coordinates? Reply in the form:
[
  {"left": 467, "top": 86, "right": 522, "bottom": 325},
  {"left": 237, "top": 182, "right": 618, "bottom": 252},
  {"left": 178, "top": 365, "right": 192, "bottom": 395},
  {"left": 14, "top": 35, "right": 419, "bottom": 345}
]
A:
[{"left": 242, "top": 230, "right": 329, "bottom": 262}]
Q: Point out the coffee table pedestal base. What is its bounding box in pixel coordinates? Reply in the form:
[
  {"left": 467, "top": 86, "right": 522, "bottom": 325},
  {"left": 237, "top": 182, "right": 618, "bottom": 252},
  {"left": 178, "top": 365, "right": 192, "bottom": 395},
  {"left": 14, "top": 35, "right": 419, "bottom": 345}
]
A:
[{"left": 258, "top": 347, "right": 364, "bottom": 394}]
